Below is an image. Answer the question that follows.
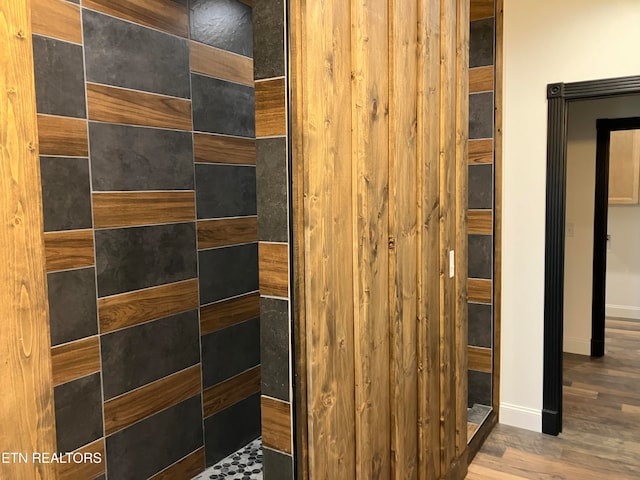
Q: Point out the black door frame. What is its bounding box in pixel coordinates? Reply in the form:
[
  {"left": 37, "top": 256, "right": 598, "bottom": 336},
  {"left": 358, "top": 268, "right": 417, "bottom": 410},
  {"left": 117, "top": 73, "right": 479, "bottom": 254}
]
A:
[{"left": 543, "top": 75, "right": 640, "bottom": 436}]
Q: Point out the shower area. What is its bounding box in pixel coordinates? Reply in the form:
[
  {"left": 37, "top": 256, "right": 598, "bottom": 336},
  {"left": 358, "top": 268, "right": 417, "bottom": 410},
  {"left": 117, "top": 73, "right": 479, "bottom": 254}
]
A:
[{"left": 31, "top": 0, "right": 291, "bottom": 478}]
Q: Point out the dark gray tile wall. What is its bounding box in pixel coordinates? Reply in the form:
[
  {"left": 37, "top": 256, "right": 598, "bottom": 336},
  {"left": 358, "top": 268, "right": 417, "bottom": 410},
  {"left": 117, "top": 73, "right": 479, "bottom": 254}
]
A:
[
  {"left": 468, "top": 303, "right": 492, "bottom": 348},
  {"left": 192, "top": 73, "right": 255, "bottom": 137},
  {"left": 468, "top": 234, "right": 493, "bottom": 279},
  {"left": 83, "top": 10, "right": 191, "bottom": 98},
  {"left": 32, "top": 34, "right": 86, "bottom": 118},
  {"left": 100, "top": 310, "right": 200, "bottom": 399},
  {"left": 106, "top": 395, "right": 203, "bottom": 480},
  {"left": 39, "top": 156, "right": 92, "bottom": 232},
  {"left": 47, "top": 267, "right": 98, "bottom": 346},
  {"left": 195, "top": 164, "right": 257, "bottom": 218},
  {"left": 190, "top": 0, "right": 253, "bottom": 57},
  {"left": 204, "top": 393, "right": 261, "bottom": 467},
  {"left": 468, "top": 370, "right": 492, "bottom": 408},
  {"left": 95, "top": 222, "right": 197, "bottom": 297},
  {"left": 201, "top": 317, "right": 260, "bottom": 388},
  {"left": 263, "top": 447, "right": 294, "bottom": 480},
  {"left": 468, "top": 164, "right": 493, "bottom": 210},
  {"left": 256, "top": 137, "right": 288, "bottom": 242},
  {"left": 198, "top": 243, "right": 258, "bottom": 304},
  {"left": 260, "top": 298, "right": 289, "bottom": 401},
  {"left": 253, "top": 0, "right": 284, "bottom": 80},
  {"left": 54, "top": 373, "right": 103, "bottom": 453},
  {"left": 469, "top": 92, "right": 494, "bottom": 139},
  {"left": 469, "top": 17, "right": 494, "bottom": 68},
  {"left": 89, "top": 123, "right": 194, "bottom": 191}
]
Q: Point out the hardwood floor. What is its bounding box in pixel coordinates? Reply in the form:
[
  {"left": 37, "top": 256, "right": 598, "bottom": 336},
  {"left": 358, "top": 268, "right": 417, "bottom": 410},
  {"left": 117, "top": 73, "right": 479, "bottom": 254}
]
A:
[{"left": 467, "top": 317, "right": 640, "bottom": 479}]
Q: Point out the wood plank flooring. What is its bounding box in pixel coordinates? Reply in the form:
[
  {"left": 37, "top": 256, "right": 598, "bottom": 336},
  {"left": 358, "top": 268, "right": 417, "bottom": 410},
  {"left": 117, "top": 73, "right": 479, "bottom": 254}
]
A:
[{"left": 467, "top": 317, "right": 640, "bottom": 479}]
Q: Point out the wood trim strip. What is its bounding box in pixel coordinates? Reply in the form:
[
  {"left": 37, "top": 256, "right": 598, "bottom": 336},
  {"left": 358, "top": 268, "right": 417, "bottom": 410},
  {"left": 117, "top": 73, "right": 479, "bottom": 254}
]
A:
[
  {"left": 470, "top": 66, "right": 494, "bottom": 93},
  {"left": 37, "top": 114, "right": 88, "bottom": 157},
  {"left": 468, "top": 210, "right": 492, "bottom": 235},
  {"left": 197, "top": 217, "right": 258, "bottom": 250},
  {"left": 261, "top": 396, "right": 292, "bottom": 454},
  {"left": 44, "top": 229, "right": 94, "bottom": 272},
  {"left": 468, "top": 139, "right": 493, "bottom": 164},
  {"left": 57, "top": 438, "right": 105, "bottom": 480},
  {"left": 470, "top": 0, "right": 494, "bottom": 21},
  {"left": 203, "top": 366, "right": 261, "bottom": 418},
  {"left": 193, "top": 132, "right": 256, "bottom": 165},
  {"left": 200, "top": 292, "right": 260, "bottom": 336},
  {"left": 31, "top": 0, "right": 82, "bottom": 44},
  {"left": 468, "top": 278, "right": 492, "bottom": 304},
  {"left": 87, "top": 83, "right": 192, "bottom": 131},
  {"left": 190, "top": 41, "right": 254, "bottom": 87},
  {"left": 468, "top": 346, "right": 492, "bottom": 373},
  {"left": 92, "top": 191, "right": 195, "bottom": 229},
  {"left": 98, "top": 279, "right": 199, "bottom": 333},
  {"left": 149, "top": 448, "right": 205, "bottom": 480},
  {"left": 83, "top": 0, "right": 189, "bottom": 38},
  {"left": 255, "top": 78, "right": 286, "bottom": 138},
  {"left": 51, "top": 336, "right": 101, "bottom": 386},
  {"left": 258, "top": 242, "right": 289, "bottom": 298},
  {"left": 103, "top": 365, "right": 201, "bottom": 435}
]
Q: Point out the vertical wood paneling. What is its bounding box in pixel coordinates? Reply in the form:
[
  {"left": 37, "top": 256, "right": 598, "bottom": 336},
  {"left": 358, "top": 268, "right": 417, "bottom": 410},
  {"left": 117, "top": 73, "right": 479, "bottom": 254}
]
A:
[
  {"left": 351, "top": 0, "right": 390, "bottom": 478},
  {"left": 0, "top": 1, "right": 57, "bottom": 476}
]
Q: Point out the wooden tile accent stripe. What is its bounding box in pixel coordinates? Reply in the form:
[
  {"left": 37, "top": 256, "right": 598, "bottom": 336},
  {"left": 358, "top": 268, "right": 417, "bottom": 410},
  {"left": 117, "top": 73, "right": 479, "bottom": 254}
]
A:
[
  {"left": 150, "top": 448, "right": 205, "bottom": 480},
  {"left": 83, "top": 0, "right": 189, "bottom": 38},
  {"left": 470, "top": 0, "right": 494, "bottom": 21},
  {"left": 468, "top": 278, "right": 492, "bottom": 304},
  {"left": 468, "top": 138, "right": 493, "bottom": 164},
  {"left": 255, "top": 78, "right": 286, "bottom": 137},
  {"left": 200, "top": 292, "right": 260, "bottom": 335},
  {"left": 103, "top": 365, "right": 201, "bottom": 435},
  {"left": 470, "top": 66, "right": 494, "bottom": 93},
  {"left": 98, "top": 279, "right": 199, "bottom": 333},
  {"left": 87, "top": 83, "right": 192, "bottom": 131},
  {"left": 31, "top": 0, "right": 82, "bottom": 44},
  {"left": 37, "top": 114, "right": 88, "bottom": 157},
  {"left": 57, "top": 438, "right": 105, "bottom": 480},
  {"left": 51, "top": 336, "right": 101, "bottom": 386},
  {"left": 193, "top": 132, "right": 256, "bottom": 165},
  {"left": 468, "top": 346, "right": 492, "bottom": 373},
  {"left": 261, "top": 396, "right": 292, "bottom": 454},
  {"left": 259, "top": 242, "right": 289, "bottom": 298},
  {"left": 92, "top": 191, "right": 195, "bottom": 229},
  {"left": 44, "top": 229, "right": 94, "bottom": 272},
  {"left": 203, "top": 366, "right": 261, "bottom": 418},
  {"left": 468, "top": 210, "right": 493, "bottom": 235},
  {"left": 190, "top": 41, "right": 254, "bottom": 87},
  {"left": 197, "top": 217, "right": 258, "bottom": 250}
]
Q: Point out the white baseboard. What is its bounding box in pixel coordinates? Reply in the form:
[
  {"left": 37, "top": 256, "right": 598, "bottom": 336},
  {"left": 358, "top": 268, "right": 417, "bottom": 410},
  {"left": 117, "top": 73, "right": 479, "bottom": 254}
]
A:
[
  {"left": 499, "top": 403, "right": 541, "bottom": 432},
  {"left": 563, "top": 336, "right": 590, "bottom": 355},
  {"left": 606, "top": 304, "right": 640, "bottom": 320}
]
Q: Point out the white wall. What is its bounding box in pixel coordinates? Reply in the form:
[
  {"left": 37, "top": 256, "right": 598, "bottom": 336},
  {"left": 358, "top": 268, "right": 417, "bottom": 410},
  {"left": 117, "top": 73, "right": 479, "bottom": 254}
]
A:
[
  {"left": 564, "top": 97, "right": 640, "bottom": 355},
  {"left": 607, "top": 205, "right": 640, "bottom": 319},
  {"left": 502, "top": 0, "right": 640, "bottom": 431}
]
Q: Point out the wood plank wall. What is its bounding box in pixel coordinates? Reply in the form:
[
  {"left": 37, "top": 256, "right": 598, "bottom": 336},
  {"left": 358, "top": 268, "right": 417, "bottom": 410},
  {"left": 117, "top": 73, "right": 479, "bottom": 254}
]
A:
[
  {"left": 0, "top": 1, "right": 58, "bottom": 478},
  {"left": 289, "top": 0, "right": 469, "bottom": 478}
]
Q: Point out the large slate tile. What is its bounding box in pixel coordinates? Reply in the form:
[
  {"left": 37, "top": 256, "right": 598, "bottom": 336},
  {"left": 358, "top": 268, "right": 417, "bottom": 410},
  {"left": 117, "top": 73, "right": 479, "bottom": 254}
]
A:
[
  {"left": 468, "top": 370, "right": 492, "bottom": 408},
  {"left": 198, "top": 243, "right": 258, "bottom": 305},
  {"left": 83, "top": 9, "right": 190, "bottom": 98},
  {"left": 469, "top": 92, "right": 494, "bottom": 139},
  {"left": 95, "top": 222, "right": 197, "bottom": 297},
  {"left": 89, "top": 123, "right": 194, "bottom": 191},
  {"left": 204, "top": 393, "right": 260, "bottom": 467},
  {"left": 470, "top": 17, "right": 494, "bottom": 68},
  {"left": 263, "top": 447, "right": 294, "bottom": 480},
  {"left": 190, "top": 0, "right": 253, "bottom": 58},
  {"left": 468, "top": 234, "right": 493, "bottom": 279},
  {"left": 256, "top": 137, "right": 287, "bottom": 242},
  {"left": 253, "top": 0, "right": 284, "bottom": 79},
  {"left": 40, "top": 156, "right": 92, "bottom": 232},
  {"left": 47, "top": 267, "right": 98, "bottom": 346},
  {"left": 32, "top": 35, "right": 86, "bottom": 118},
  {"left": 192, "top": 74, "right": 255, "bottom": 137},
  {"left": 201, "top": 317, "right": 260, "bottom": 388},
  {"left": 101, "top": 310, "right": 200, "bottom": 399},
  {"left": 260, "top": 298, "right": 289, "bottom": 401},
  {"left": 195, "top": 164, "right": 256, "bottom": 219},
  {"left": 468, "top": 164, "right": 493, "bottom": 210},
  {"left": 468, "top": 303, "right": 492, "bottom": 348},
  {"left": 54, "top": 373, "right": 103, "bottom": 453},
  {"left": 106, "top": 395, "right": 203, "bottom": 480}
]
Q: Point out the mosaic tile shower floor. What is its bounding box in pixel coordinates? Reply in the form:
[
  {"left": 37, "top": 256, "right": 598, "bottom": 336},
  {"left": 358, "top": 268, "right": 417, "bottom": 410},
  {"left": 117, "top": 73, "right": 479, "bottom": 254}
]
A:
[{"left": 193, "top": 438, "right": 263, "bottom": 480}]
